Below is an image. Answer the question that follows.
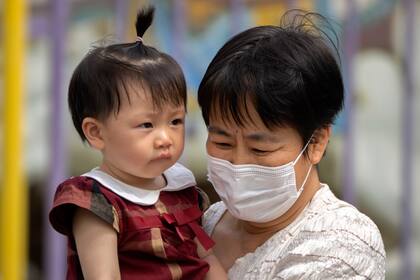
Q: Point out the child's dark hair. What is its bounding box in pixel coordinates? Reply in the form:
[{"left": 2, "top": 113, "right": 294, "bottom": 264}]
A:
[
  {"left": 69, "top": 6, "right": 187, "bottom": 141},
  {"left": 198, "top": 10, "right": 344, "bottom": 145}
]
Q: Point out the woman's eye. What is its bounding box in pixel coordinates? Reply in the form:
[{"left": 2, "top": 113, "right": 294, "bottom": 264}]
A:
[
  {"left": 215, "top": 142, "right": 232, "bottom": 149},
  {"left": 171, "top": 118, "right": 184, "bottom": 126},
  {"left": 252, "top": 148, "right": 269, "bottom": 155},
  {"left": 138, "top": 122, "right": 153, "bottom": 128}
]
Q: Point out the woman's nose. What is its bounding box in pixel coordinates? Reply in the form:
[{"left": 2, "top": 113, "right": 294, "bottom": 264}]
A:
[
  {"left": 154, "top": 129, "right": 172, "bottom": 149},
  {"left": 230, "top": 149, "right": 252, "bottom": 165}
]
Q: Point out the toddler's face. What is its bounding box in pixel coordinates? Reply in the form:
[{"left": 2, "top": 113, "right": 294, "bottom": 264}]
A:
[{"left": 99, "top": 87, "right": 185, "bottom": 188}]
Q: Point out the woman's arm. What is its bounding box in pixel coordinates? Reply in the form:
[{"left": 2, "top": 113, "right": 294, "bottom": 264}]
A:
[
  {"left": 73, "top": 208, "right": 120, "bottom": 280},
  {"left": 202, "top": 252, "right": 227, "bottom": 280},
  {"left": 195, "top": 237, "right": 227, "bottom": 280}
]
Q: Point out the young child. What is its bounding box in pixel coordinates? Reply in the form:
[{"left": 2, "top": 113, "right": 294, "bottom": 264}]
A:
[{"left": 49, "top": 7, "right": 226, "bottom": 280}]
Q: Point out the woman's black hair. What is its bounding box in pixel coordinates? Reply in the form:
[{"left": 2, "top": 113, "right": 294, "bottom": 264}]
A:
[
  {"left": 69, "top": 6, "right": 187, "bottom": 141},
  {"left": 198, "top": 10, "right": 344, "bottom": 145}
]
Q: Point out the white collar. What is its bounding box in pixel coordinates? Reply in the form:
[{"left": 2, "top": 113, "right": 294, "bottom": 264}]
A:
[{"left": 82, "top": 162, "right": 196, "bottom": 206}]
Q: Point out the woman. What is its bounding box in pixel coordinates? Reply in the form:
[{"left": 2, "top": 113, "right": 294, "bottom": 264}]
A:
[{"left": 198, "top": 11, "right": 385, "bottom": 279}]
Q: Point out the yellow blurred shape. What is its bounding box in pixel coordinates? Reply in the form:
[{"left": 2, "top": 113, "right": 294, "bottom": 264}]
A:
[{"left": 1, "top": 0, "right": 28, "bottom": 279}]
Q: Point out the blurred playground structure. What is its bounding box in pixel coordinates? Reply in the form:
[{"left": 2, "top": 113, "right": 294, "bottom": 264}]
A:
[{"left": 0, "top": 0, "right": 419, "bottom": 279}]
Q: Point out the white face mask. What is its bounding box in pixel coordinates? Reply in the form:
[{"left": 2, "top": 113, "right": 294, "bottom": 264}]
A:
[{"left": 207, "top": 139, "right": 312, "bottom": 223}]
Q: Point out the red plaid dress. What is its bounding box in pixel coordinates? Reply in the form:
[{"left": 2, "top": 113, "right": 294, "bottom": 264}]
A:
[{"left": 49, "top": 164, "right": 214, "bottom": 280}]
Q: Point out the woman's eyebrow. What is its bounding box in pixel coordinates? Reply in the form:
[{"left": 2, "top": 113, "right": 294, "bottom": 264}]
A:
[
  {"left": 245, "top": 132, "right": 280, "bottom": 142},
  {"left": 207, "top": 126, "right": 232, "bottom": 137}
]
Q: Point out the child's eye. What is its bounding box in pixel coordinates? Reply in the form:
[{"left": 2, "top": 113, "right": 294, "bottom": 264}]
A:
[
  {"left": 171, "top": 118, "right": 184, "bottom": 126},
  {"left": 138, "top": 122, "right": 153, "bottom": 128}
]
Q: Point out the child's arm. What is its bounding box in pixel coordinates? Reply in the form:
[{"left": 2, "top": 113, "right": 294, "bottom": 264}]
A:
[
  {"left": 195, "top": 237, "right": 227, "bottom": 280},
  {"left": 73, "top": 208, "right": 120, "bottom": 280}
]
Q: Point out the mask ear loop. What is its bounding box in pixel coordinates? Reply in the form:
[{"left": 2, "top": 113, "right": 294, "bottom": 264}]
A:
[
  {"left": 296, "top": 164, "right": 313, "bottom": 196},
  {"left": 293, "top": 134, "right": 314, "bottom": 196},
  {"left": 292, "top": 134, "right": 314, "bottom": 166}
]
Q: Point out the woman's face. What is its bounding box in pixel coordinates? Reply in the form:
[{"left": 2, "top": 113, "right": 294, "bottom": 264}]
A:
[{"left": 206, "top": 104, "right": 313, "bottom": 188}]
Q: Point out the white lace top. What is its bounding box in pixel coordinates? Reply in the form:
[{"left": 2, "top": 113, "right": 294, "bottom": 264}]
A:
[{"left": 203, "top": 184, "right": 386, "bottom": 279}]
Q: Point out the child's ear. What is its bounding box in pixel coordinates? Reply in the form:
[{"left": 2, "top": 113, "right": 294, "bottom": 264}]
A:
[
  {"left": 82, "top": 117, "right": 105, "bottom": 150},
  {"left": 308, "top": 126, "right": 331, "bottom": 165}
]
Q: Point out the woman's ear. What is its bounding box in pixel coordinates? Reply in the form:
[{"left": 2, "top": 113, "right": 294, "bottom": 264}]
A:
[
  {"left": 82, "top": 117, "right": 105, "bottom": 150},
  {"left": 308, "top": 126, "right": 331, "bottom": 165}
]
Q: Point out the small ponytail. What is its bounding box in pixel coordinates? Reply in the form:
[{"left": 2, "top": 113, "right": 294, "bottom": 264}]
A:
[
  {"left": 135, "top": 6, "right": 154, "bottom": 40},
  {"left": 68, "top": 4, "right": 186, "bottom": 142}
]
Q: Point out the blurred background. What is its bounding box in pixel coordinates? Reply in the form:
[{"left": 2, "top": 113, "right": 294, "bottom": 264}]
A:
[{"left": 0, "top": 0, "right": 419, "bottom": 279}]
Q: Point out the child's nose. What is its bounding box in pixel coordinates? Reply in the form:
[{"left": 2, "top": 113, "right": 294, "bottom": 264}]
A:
[{"left": 154, "top": 129, "right": 172, "bottom": 149}]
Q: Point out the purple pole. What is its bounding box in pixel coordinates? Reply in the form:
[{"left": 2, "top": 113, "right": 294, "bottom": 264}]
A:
[
  {"left": 30, "top": 15, "right": 49, "bottom": 39},
  {"left": 342, "top": 0, "right": 359, "bottom": 204},
  {"left": 44, "top": 0, "right": 69, "bottom": 279},
  {"left": 115, "top": 0, "right": 128, "bottom": 41},
  {"left": 229, "top": 0, "right": 244, "bottom": 35},
  {"left": 401, "top": 0, "right": 415, "bottom": 279},
  {"left": 172, "top": 0, "right": 186, "bottom": 64}
]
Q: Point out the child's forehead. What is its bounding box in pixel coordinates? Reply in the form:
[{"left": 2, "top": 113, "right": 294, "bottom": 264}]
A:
[
  {"left": 117, "top": 86, "right": 183, "bottom": 115},
  {"left": 110, "top": 77, "right": 185, "bottom": 120},
  {"left": 120, "top": 81, "right": 151, "bottom": 100},
  {"left": 119, "top": 83, "right": 158, "bottom": 108}
]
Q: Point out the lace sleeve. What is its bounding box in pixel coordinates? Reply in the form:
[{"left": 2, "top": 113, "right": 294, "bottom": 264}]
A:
[{"left": 202, "top": 201, "right": 225, "bottom": 236}]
